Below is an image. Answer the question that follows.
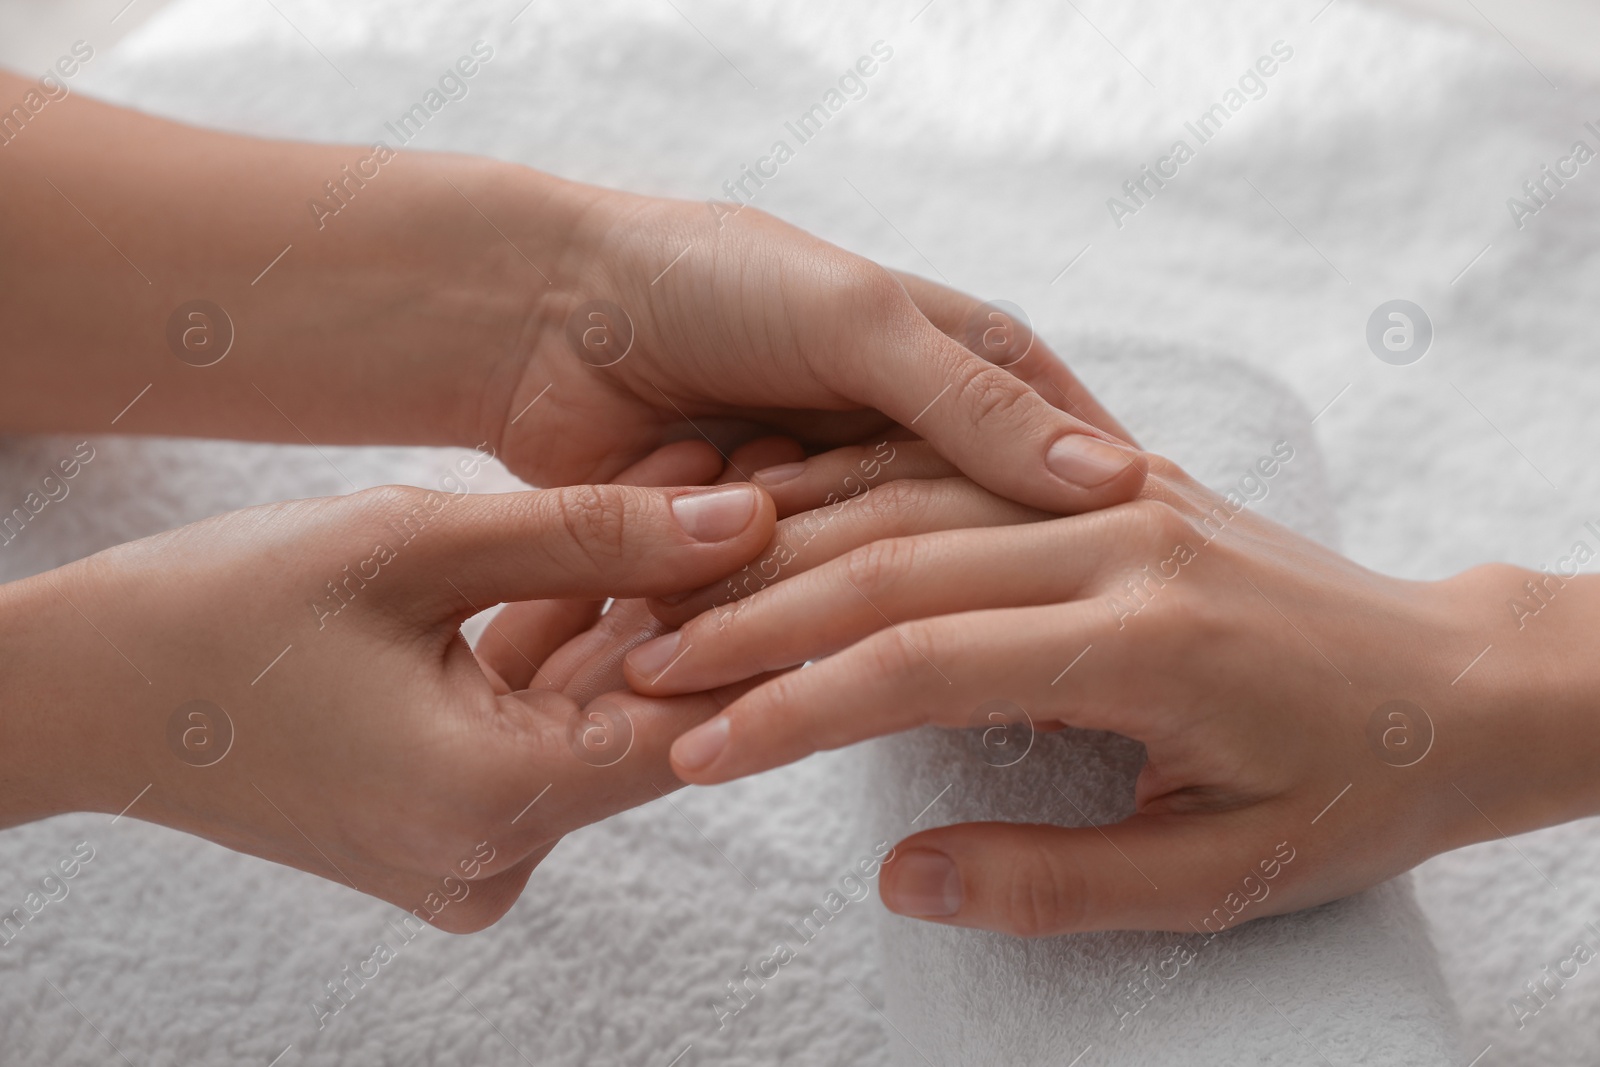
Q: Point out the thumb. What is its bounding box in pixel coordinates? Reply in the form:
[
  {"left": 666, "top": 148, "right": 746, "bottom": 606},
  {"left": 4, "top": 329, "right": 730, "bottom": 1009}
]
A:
[
  {"left": 385, "top": 482, "right": 774, "bottom": 615},
  {"left": 838, "top": 285, "right": 1147, "bottom": 515},
  {"left": 880, "top": 815, "right": 1283, "bottom": 937},
  {"left": 889, "top": 270, "right": 1140, "bottom": 445}
]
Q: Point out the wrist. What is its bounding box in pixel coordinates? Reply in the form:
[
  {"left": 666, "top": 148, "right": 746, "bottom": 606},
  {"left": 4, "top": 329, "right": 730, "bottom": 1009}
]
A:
[
  {"left": 0, "top": 84, "right": 601, "bottom": 454},
  {"left": 469, "top": 175, "right": 699, "bottom": 481},
  {"left": 451, "top": 162, "right": 622, "bottom": 462},
  {"left": 0, "top": 567, "right": 128, "bottom": 826},
  {"left": 210, "top": 151, "right": 595, "bottom": 457},
  {"left": 1434, "top": 564, "right": 1600, "bottom": 846}
]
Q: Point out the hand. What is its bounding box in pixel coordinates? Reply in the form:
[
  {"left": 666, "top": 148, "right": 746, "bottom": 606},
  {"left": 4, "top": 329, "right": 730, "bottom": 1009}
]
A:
[
  {"left": 491, "top": 183, "right": 1144, "bottom": 513},
  {"left": 1, "top": 83, "right": 1139, "bottom": 522},
  {"left": 0, "top": 453, "right": 775, "bottom": 932},
  {"left": 625, "top": 447, "right": 1600, "bottom": 937}
]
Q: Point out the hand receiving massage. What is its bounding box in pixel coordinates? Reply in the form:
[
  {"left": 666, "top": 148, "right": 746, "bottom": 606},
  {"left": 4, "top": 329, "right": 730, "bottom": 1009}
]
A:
[{"left": 630, "top": 441, "right": 1600, "bottom": 938}]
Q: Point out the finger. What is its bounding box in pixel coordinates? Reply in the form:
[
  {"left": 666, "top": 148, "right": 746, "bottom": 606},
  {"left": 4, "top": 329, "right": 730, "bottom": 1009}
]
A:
[
  {"left": 891, "top": 270, "right": 1139, "bottom": 445},
  {"left": 668, "top": 601, "right": 1122, "bottom": 783},
  {"left": 880, "top": 814, "right": 1282, "bottom": 936},
  {"left": 629, "top": 512, "right": 1129, "bottom": 696},
  {"left": 719, "top": 435, "right": 807, "bottom": 485},
  {"left": 533, "top": 598, "right": 668, "bottom": 700},
  {"left": 493, "top": 680, "right": 772, "bottom": 845},
  {"left": 377, "top": 482, "right": 775, "bottom": 616},
  {"left": 614, "top": 439, "right": 727, "bottom": 488},
  {"left": 476, "top": 599, "right": 602, "bottom": 691},
  {"left": 461, "top": 597, "right": 768, "bottom": 871},
  {"left": 473, "top": 444, "right": 719, "bottom": 688},
  {"left": 834, "top": 289, "right": 1146, "bottom": 514},
  {"left": 750, "top": 439, "right": 959, "bottom": 517},
  {"left": 646, "top": 476, "right": 1047, "bottom": 627},
  {"left": 478, "top": 658, "right": 514, "bottom": 695},
  {"left": 679, "top": 408, "right": 896, "bottom": 455}
]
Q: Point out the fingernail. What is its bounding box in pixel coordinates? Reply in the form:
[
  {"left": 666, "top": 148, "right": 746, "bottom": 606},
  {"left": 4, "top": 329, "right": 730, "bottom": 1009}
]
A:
[
  {"left": 884, "top": 849, "right": 962, "bottom": 917},
  {"left": 1046, "top": 434, "right": 1135, "bottom": 489},
  {"left": 673, "top": 716, "right": 729, "bottom": 772},
  {"left": 753, "top": 462, "right": 805, "bottom": 486},
  {"left": 627, "top": 631, "right": 682, "bottom": 678},
  {"left": 671, "top": 485, "right": 758, "bottom": 542}
]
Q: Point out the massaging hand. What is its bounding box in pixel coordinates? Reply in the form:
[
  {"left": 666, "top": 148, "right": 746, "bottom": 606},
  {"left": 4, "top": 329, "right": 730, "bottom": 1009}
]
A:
[
  {"left": 0, "top": 448, "right": 775, "bottom": 932},
  {"left": 626, "top": 444, "right": 1600, "bottom": 937},
  {"left": 1, "top": 71, "right": 1142, "bottom": 518},
  {"left": 498, "top": 186, "right": 1141, "bottom": 515}
]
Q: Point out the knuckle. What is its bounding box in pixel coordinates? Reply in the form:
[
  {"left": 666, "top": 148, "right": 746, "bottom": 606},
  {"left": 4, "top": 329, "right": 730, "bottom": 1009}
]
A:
[
  {"left": 841, "top": 535, "right": 919, "bottom": 599},
  {"left": 839, "top": 259, "right": 913, "bottom": 322},
  {"left": 1141, "top": 563, "right": 1233, "bottom": 661},
  {"left": 1459, "top": 561, "right": 1524, "bottom": 594},
  {"left": 547, "top": 484, "right": 631, "bottom": 562},
  {"left": 739, "top": 676, "right": 786, "bottom": 719},
  {"left": 1116, "top": 498, "right": 1193, "bottom": 552},
  {"left": 956, "top": 364, "right": 1036, "bottom": 427},
  {"left": 804, "top": 256, "right": 912, "bottom": 333},
  {"left": 346, "top": 483, "right": 433, "bottom": 522},
  {"left": 861, "top": 477, "right": 931, "bottom": 521},
  {"left": 1003, "top": 843, "right": 1089, "bottom": 938},
  {"left": 1141, "top": 451, "right": 1185, "bottom": 483},
  {"left": 855, "top": 480, "right": 916, "bottom": 530},
  {"left": 742, "top": 675, "right": 797, "bottom": 727},
  {"left": 858, "top": 622, "right": 935, "bottom": 684}
]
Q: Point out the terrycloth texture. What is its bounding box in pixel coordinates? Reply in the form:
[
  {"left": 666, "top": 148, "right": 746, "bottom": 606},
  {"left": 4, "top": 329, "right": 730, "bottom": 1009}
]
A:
[
  {"left": 873, "top": 730, "right": 1455, "bottom": 1066},
  {"left": 1, "top": 0, "right": 1595, "bottom": 1061}
]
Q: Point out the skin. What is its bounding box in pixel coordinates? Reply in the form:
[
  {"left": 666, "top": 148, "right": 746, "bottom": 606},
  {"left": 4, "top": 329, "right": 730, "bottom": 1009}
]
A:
[
  {"left": 0, "top": 444, "right": 781, "bottom": 931},
  {"left": 0, "top": 71, "right": 1140, "bottom": 924},
  {"left": 630, "top": 443, "right": 1600, "bottom": 939},
  {"left": 10, "top": 61, "right": 1587, "bottom": 950},
  {"left": 0, "top": 70, "right": 1142, "bottom": 507}
]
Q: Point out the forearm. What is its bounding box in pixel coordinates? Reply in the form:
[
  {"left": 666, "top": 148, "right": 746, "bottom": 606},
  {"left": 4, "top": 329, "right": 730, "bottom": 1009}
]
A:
[{"left": 0, "top": 71, "right": 595, "bottom": 448}]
